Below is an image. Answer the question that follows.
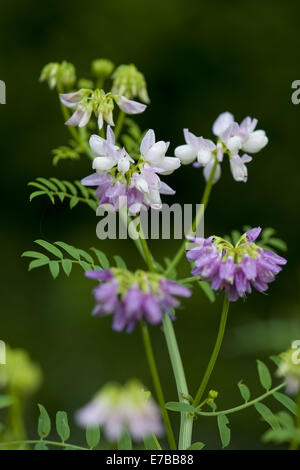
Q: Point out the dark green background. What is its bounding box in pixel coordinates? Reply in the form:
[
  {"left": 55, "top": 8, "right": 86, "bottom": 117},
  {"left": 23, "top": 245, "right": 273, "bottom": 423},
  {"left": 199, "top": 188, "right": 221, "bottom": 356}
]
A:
[{"left": 1, "top": 0, "right": 299, "bottom": 449}]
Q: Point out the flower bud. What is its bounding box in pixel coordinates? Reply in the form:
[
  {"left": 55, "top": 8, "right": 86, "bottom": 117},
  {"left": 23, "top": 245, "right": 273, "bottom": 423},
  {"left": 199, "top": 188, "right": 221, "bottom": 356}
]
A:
[
  {"left": 112, "top": 64, "right": 150, "bottom": 103},
  {"left": 40, "top": 61, "right": 76, "bottom": 90},
  {"left": 77, "top": 78, "right": 94, "bottom": 89},
  {"left": 242, "top": 130, "right": 268, "bottom": 153},
  {"left": 91, "top": 58, "right": 115, "bottom": 79}
]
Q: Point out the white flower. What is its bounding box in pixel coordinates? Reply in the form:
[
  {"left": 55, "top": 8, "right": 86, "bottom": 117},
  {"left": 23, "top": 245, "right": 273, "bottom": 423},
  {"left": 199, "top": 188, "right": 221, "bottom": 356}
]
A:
[
  {"left": 141, "top": 130, "right": 181, "bottom": 175},
  {"left": 230, "top": 154, "right": 252, "bottom": 182},
  {"left": 212, "top": 112, "right": 234, "bottom": 136},
  {"left": 242, "top": 130, "right": 268, "bottom": 153}
]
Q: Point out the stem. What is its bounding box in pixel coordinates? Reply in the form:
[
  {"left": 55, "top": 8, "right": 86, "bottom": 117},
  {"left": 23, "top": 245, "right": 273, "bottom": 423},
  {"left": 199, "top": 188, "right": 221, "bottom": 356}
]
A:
[
  {"left": 114, "top": 110, "right": 126, "bottom": 141},
  {"left": 140, "top": 322, "right": 176, "bottom": 450},
  {"left": 164, "top": 158, "right": 218, "bottom": 277},
  {"left": 197, "top": 382, "right": 286, "bottom": 416},
  {"left": 163, "top": 315, "right": 193, "bottom": 450},
  {"left": 193, "top": 294, "right": 230, "bottom": 407},
  {"left": 139, "top": 236, "right": 154, "bottom": 272}
]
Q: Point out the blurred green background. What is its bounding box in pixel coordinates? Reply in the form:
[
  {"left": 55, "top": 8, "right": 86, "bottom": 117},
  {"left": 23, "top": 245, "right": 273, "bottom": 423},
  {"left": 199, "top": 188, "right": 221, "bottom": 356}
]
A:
[{"left": 1, "top": 0, "right": 299, "bottom": 449}]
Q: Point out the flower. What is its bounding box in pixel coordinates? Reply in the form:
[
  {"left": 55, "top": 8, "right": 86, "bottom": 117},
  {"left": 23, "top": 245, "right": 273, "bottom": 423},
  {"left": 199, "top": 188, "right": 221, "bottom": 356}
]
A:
[
  {"left": 112, "top": 64, "right": 150, "bottom": 104},
  {"left": 85, "top": 268, "right": 191, "bottom": 332},
  {"left": 277, "top": 348, "right": 300, "bottom": 395},
  {"left": 76, "top": 380, "right": 163, "bottom": 441},
  {"left": 186, "top": 227, "right": 287, "bottom": 302},
  {"left": 91, "top": 58, "right": 115, "bottom": 79},
  {"left": 40, "top": 61, "right": 76, "bottom": 90},
  {"left": 60, "top": 88, "right": 146, "bottom": 130},
  {"left": 174, "top": 111, "right": 268, "bottom": 184},
  {"left": 81, "top": 127, "right": 180, "bottom": 213}
]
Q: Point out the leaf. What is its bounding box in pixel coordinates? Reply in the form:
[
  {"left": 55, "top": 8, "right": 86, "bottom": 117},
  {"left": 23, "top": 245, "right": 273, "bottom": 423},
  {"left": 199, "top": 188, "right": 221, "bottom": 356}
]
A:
[
  {"left": 30, "top": 190, "right": 48, "bottom": 201},
  {"left": 55, "top": 242, "right": 80, "bottom": 260},
  {"left": 35, "top": 240, "right": 63, "bottom": 258},
  {"left": 75, "top": 181, "right": 89, "bottom": 198},
  {"left": 165, "top": 402, "right": 198, "bottom": 413},
  {"left": 62, "top": 259, "right": 73, "bottom": 277},
  {"left": 56, "top": 411, "right": 70, "bottom": 442},
  {"left": 198, "top": 281, "right": 215, "bottom": 303},
  {"left": 70, "top": 196, "right": 79, "bottom": 209},
  {"left": 34, "top": 442, "right": 48, "bottom": 450},
  {"left": 273, "top": 392, "right": 297, "bottom": 415},
  {"left": 270, "top": 355, "right": 281, "bottom": 367},
  {"left": 143, "top": 434, "right": 161, "bottom": 450},
  {"left": 261, "top": 228, "right": 276, "bottom": 240},
  {"left": 217, "top": 414, "right": 231, "bottom": 448},
  {"left": 79, "top": 260, "right": 93, "bottom": 271},
  {"left": 113, "top": 255, "right": 127, "bottom": 269},
  {"left": 257, "top": 360, "right": 272, "bottom": 390},
  {"left": 90, "top": 248, "right": 110, "bottom": 269},
  {"left": 267, "top": 238, "right": 287, "bottom": 252},
  {"left": 238, "top": 382, "right": 251, "bottom": 402},
  {"left": 37, "top": 404, "right": 51, "bottom": 439},
  {"left": 63, "top": 181, "right": 78, "bottom": 196},
  {"left": 231, "top": 230, "right": 241, "bottom": 245},
  {"left": 36, "top": 177, "right": 57, "bottom": 191},
  {"left": 187, "top": 442, "right": 205, "bottom": 450},
  {"left": 117, "top": 429, "right": 132, "bottom": 450},
  {"left": 50, "top": 178, "right": 66, "bottom": 192},
  {"left": 49, "top": 260, "right": 60, "bottom": 279},
  {"left": 29, "top": 259, "right": 49, "bottom": 271},
  {"left": 86, "top": 426, "right": 101, "bottom": 449},
  {"left": 22, "top": 251, "right": 49, "bottom": 260},
  {"left": 255, "top": 403, "right": 280, "bottom": 431},
  {"left": 78, "top": 249, "right": 94, "bottom": 264},
  {"left": 0, "top": 395, "right": 13, "bottom": 408}
]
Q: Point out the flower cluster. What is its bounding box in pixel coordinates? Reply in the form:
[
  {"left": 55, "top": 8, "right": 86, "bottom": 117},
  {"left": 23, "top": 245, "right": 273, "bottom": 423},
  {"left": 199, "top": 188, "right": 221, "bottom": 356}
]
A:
[
  {"left": 175, "top": 112, "right": 268, "bottom": 184},
  {"left": 112, "top": 64, "right": 150, "bottom": 104},
  {"left": 81, "top": 126, "right": 181, "bottom": 213},
  {"left": 60, "top": 89, "right": 146, "bottom": 130},
  {"left": 76, "top": 380, "right": 163, "bottom": 441},
  {"left": 277, "top": 347, "right": 300, "bottom": 395},
  {"left": 186, "top": 227, "right": 287, "bottom": 302},
  {"left": 85, "top": 268, "right": 191, "bottom": 332},
  {"left": 40, "top": 61, "right": 76, "bottom": 90}
]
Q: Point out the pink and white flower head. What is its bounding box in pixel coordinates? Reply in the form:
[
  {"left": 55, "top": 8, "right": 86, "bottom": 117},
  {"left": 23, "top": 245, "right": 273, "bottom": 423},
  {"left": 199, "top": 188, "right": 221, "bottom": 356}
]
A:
[
  {"left": 60, "top": 88, "right": 146, "bottom": 130},
  {"left": 175, "top": 111, "right": 268, "bottom": 184},
  {"left": 276, "top": 348, "right": 300, "bottom": 395},
  {"left": 85, "top": 268, "right": 191, "bottom": 332},
  {"left": 186, "top": 227, "right": 287, "bottom": 302},
  {"left": 76, "top": 380, "right": 163, "bottom": 441},
  {"left": 81, "top": 127, "right": 180, "bottom": 214}
]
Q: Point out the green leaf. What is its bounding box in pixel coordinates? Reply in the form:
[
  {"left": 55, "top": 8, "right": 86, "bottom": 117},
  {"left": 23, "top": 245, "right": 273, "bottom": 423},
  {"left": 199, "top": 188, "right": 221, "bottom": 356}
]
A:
[
  {"left": 165, "top": 402, "right": 198, "bottom": 413},
  {"left": 62, "top": 259, "right": 73, "bottom": 277},
  {"left": 36, "top": 177, "right": 57, "bottom": 191},
  {"left": 90, "top": 248, "right": 110, "bottom": 269},
  {"left": 30, "top": 190, "right": 48, "bottom": 201},
  {"left": 0, "top": 395, "right": 13, "bottom": 408},
  {"left": 273, "top": 392, "right": 297, "bottom": 415},
  {"left": 22, "top": 251, "right": 49, "bottom": 260},
  {"left": 238, "top": 382, "right": 251, "bottom": 402},
  {"left": 79, "top": 260, "right": 93, "bottom": 271},
  {"left": 50, "top": 178, "right": 66, "bottom": 192},
  {"left": 113, "top": 255, "right": 127, "bottom": 269},
  {"left": 257, "top": 360, "right": 272, "bottom": 390},
  {"left": 28, "top": 182, "right": 48, "bottom": 191},
  {"left": 63, "top": 181, "right": 78, "bottom": 196},
  {"left": 56, "top": 411, "right": 70, "bottom": 442},
  {"left": 70, "top": 196, "right": 79, "bottom": 209},
  {"left": 78, "top": 249, "right": 94, "bottom": 264},
  {"left": 86, "top": 426, "right": 100, "bottom": 449},
  {"left": 187, "top": 442, "right": 205, "bottom": 450},
  {"left": 117, "top": 429, "right": 132, "bottom": 450},
  {"left": 37, "top": 404, "right": 51, "bottom": 439},
  {"left": 261, "top": 228, "right": 276, "bottom": 240},
  {"left": 87, "top": 199, "right": 98, "bottom": 211},
  {"left": 143, "top": 434, "right": 161, "bottom": 450},
  {"left": 54, "top": 242, "right": 80, "bottom": 260},
  {"left": 35, "top": 240, "right": 63, "bottom": 258},
  {"left": 270, "top": 355, "right": 281, "bottom": 367},
  {"left": 217, "top": 414, "right": 231, "bottom": 448},
  {"left": 267, "top": 238, "right": 287, "bottom": 252},
  {"left": 49, "top": 260, "right": 60, "bottom": 279},
  {"left": 75, "top": 181, "right": 89, "bottom": 198},
  {"left": 231, "top": 230, "right": 241, "bottom": 245},
  {"left": 29, "top": 259, "right": 49, "bottom": 271},
  {"left": 255, "top": 403, "right": 280, "bottom": 431},
  {"left": 34, "top": 442, "right": 48, "bottom": 450},
  {"left": 198, "top": 281, "right": 215, "bottom": 303}
]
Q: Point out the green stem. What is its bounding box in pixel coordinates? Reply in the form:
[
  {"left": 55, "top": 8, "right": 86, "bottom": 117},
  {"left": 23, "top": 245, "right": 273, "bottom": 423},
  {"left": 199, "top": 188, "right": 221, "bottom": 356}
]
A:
[
  {"left": 0, "top": 440, "right": 88, "bottom": 450},
  {"left": 140, "top": 322, "right": 176, "bottom": 450},
  {"left": 114, "top": 110, "right": 126, "bottom": 141},
  {"left": 197, "top": 382, "right": 286, "bottom": 416},
  {"left": 193, "top": 294, "right": 230, "bottom": 407},
  {"left": 164, "top": 158, "right": 218, "bottom": 277},
  {"left": 163, "top": 315, "right": 193, "bottom": 450}
]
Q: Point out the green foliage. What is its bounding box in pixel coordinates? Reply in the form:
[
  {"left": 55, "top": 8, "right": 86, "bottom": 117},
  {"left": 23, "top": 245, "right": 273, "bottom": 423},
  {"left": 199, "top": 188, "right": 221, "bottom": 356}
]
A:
[
  {"left": 197, "top": 280, "right": 216, "bottom": 303},
  {"left": 37, "top": 404, "right": 51, "bottom": 439},
  {"left": 52, "top": 144, "right": 80, "bottom": 166},
  {"left": 257, "top": 360, "right": 272, "bottom": 391},
  {"left": 28, "top": 177, "right": 98, "bottom": 212},
  {"left": 238, "top": 382, "right": 251, "bottom": 402},
  {"left": 165, "top": 402, "right": 198, "bottom": 413},
  {"left": 273, "top": 392, "right": 297, "bottom": 415},
  {"left": 187, "top": 442, "right": 205, "bottom": 450},
  {"left": 143, "top": 434, "right": 161, "bottom": 450},
  {"left": 86, "top": 426, "right": 101, "bottom": 449},
  {"left": 254, "top": 403, "right": 280, "bottom": 431},
  {"left": 217, "top": 414, "right": 231, "bottom": 448},
  {"left": 22, "top": 241, "right": 127, "bottom": 279},
  {"left": 117, "top": 429, "right": 132, "bottom": 450},
  {"left": 224, "top": 226, "right": 287, "bottom": 253}
]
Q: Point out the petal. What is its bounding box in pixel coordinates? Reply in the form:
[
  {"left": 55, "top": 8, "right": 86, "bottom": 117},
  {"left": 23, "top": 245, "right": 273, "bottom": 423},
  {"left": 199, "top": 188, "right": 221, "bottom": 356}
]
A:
[
  {"left": 174, "top": 144, "right": 197, "bottom": 164},
  {"left": 117, "top": 96, "right": 147, "bottom": 114},
  {"left": 140, "top": 129, "right": 155, "bottom": 155},
  {"left": 212, "top": 111, "right": 234, "bottom": 136},
  {"left": 89, "top": 134, "right": 106, "bottom": 157}
]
